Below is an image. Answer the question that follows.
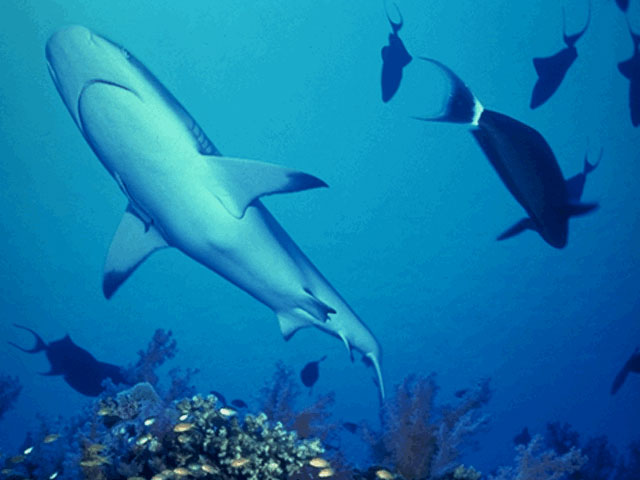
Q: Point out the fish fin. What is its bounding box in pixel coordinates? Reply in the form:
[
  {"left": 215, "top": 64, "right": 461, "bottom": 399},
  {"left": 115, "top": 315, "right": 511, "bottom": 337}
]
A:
[
  {"left": 9, "top": 324, "right": 47, "bottom": 353},
  {"left": 277, "top": 292, "right": 336, "bottom": 340},
  {"left": 338, "top": 333, "right": 354, "bottom": 361},
  {"left": 562, "top": 202, "right": 598, "bottom": 218},
  {"left": 618, "top": 59, "right": 634, "bottom": 79},
  {"left": 565, "top": 149, "right": 601, "bottom": 201},
  {"left": 563, "top": 1, "right": 591, "bottom": 47},
  {"left": 413, "top": 57, "right": 483, "bottom": 125},
  {"left": 277, "top": 311, "right": 313, "bottom": 340},
  {"left": 205, "top": 156, "right": 328, "bottom": 219},
  {"left": 497, "top": 218, "right": 536, "bottom": 241},
  {"left": 611, "top": 364, "right": 630, "bottom": 395},
  {"left": 103, "top": 204, "right": 168, "bottom": 299},
  {"left": 365, "top": 352, "right": 385, "bottom": 401}
]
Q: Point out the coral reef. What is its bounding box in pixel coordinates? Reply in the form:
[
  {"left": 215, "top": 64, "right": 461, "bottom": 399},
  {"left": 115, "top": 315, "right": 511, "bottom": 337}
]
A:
[
  {"left": 361, "top": 374, "right": 491, "bottom": 480},
  {"left": 1, "top": 383, "right": 324, "bottom": 480},
  {"left": 259, "top": 361, "right": 338, "bottom": 445},
  {"left": 0, "top": 374, "right": 21, "bottom": 422},
  {"left": 490, "top": 435, "right": 586, "bottom": 480}
]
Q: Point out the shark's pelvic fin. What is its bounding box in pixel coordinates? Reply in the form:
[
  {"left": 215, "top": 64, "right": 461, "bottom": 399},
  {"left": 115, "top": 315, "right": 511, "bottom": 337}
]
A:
[
  {"left": 206, "top": 156, "right": 328, "bottom": 219},
  {"left": 103, "top": 205, "right": 168, "bottom": 299},
  {"left": 277, "top": 311, "right": 313, "bottom": 340},
  {"left": 497, "top": 218, "right": 535, "bottom": 241},
  {"left": 562, "top": 202, "right": 598, "bottom": 218},
  {"left": 277, "top": 290, "right": 336, "bottom": 340}
]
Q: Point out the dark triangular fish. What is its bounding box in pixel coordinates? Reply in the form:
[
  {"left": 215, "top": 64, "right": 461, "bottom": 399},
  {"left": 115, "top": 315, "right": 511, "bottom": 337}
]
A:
[
  {"left": 514, "top": 427, "right": 532, "bottom": 446},
  {"left": 230, "top": 399, "right": 248, "bottom": 409},
  {"left": 618, "top": 20, "right": 640, "bottom": 127},
  {"left": 9, "top": 324, "right": 127, "bottom": 396},
  {"left": 415, "top": 58, "right": 598, "bottom": 248},
  {"left": 611, "top": 347, "right": 640, "bottom": 394},
  {"left": 530, "top": 2, "right": 591, "bottom": 109},
  {"left": 343, "top": 422, "right": 359, "bottom": 433},
  {"left": 300, "top": 355, "right": 327, "bottom": 388},
  {"left": 381, "top": 2, "right": 412, "bottom": 102},
  {"left": 616, "top": 0, "right": 630, "bottom": 12}
]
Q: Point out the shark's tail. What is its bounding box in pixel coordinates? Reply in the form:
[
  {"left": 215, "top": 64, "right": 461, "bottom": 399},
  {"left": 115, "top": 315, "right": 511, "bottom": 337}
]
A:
[
  {"left": 9, "top": 323, "right": 47, "bottom": 353},
  {"left": 413, "top": 57, "right": 484, "bottom": 126}
]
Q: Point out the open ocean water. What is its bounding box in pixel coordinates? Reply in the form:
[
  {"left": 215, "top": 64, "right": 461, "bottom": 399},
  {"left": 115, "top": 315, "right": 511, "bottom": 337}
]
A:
[{"left": 0, "top": 1, "right": 638, "bottom": 478}]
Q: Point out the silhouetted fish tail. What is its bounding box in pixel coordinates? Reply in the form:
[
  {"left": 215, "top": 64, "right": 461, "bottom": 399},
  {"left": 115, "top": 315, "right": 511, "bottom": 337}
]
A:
[
  {"left": 9, "top": 324, "right": 47, "bottom": 353},
  {"left": 413, "top": 58, "right": 483, "bottom": 126},
  {"left": 611, "top": 364, "right": 630, "bottom": 395}
]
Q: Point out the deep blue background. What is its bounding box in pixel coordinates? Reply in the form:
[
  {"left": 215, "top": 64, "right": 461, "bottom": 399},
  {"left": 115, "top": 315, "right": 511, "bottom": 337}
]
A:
[{"left": 0, "top": 0, "right": 638, "bottom": 473}]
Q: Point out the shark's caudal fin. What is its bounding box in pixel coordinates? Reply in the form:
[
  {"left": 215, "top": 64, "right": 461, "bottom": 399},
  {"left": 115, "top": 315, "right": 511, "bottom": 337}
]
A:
[
  {"left": 9, "top": 324, "right": 47, "bottom": 353},
  {"left": 103, "top": 205, "right": 168, "bottom": 299},
  {"left": 205, "top": 156, "right": 328, "bottom": 219},
  {"left": 413, "top": 57, "right": 483, "bottom": 126},
  {"left": 497, "top": 218, "right": 535, "bottom": 241}
]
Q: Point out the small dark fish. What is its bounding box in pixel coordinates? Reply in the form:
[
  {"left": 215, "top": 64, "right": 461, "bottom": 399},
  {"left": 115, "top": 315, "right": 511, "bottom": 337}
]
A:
[
  {"left": 514, "top": 427, "right": 532, "bottom": 446},
  {"left": 530, "top": 2, "right": 591, "bottom": 109},
  {"left": 230, "top": 399, "right": 248, "bottom": 409},
  {"left": 342, "top": 422, "right": 358, "bottom": 434},
  {"left": 618, "top": 19, "right": 640, "bottom": 127},
  {"left": 9, "top": 324, "right": 127, "bottom": 396},
  {"left": 611, "top": 347, "right": 640, "bottom": 394},
  {"left": 615, "top": 0, "right": 630, "bottom": 12},
  {"left": 454, "top": 389, "right": 468, "bottom": 398},
  {"left": 381, "top": 2, "right": 412, "bottom": 102},
  {"left": 300, "top": 355, "right": 327, "bottom": 388},
  {"left": 210, "top": 390, "right": 227, "bottom": 406},
  {"left": 415, "top": 58, "right": 598, "bottom": 248}
]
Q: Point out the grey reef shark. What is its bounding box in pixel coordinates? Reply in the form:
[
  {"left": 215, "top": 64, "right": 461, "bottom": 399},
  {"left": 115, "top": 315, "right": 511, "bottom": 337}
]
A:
[
  {"left": 414, "top": 58, "right": 599, "bottom": 248},
  {"left": 9, "top": 324, "right": 128, "bottom": 396},
  {"left": 45, "top": 25, "right": 384, "bottom": 399},
  {"left": 530, "top": 2, "right": 591, "bottom": 109},
  {"left": 618, "top": 20, "right": 640, "bottom": 127},
  {"left": 380, "top": 2, "right": 412, "bottom": 102}
]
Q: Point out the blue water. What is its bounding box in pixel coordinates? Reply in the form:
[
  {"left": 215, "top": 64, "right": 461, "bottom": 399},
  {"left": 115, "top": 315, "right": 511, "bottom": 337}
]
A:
[{"left": 0, "top": 0, "right": 638, "bottom": 475}]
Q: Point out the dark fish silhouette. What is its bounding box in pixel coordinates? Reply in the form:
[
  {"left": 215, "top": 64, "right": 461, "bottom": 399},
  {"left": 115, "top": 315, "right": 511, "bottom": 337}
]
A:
[
  {"left": 415, "top": 58, "right": 598, "bottom": 248},
  {"left": 343, "top": 422, "right": 359, "bottom": 434},
  {"left": 616, "top": 0, "right": 630, "bottom": 12},
  {"left": 530, "top": 3, "right": 591, "bottom": 109},
  {"left": 230, "top": 399, "right": 248, "bottom": 409},
  {"left": 611, "top": 347, "right": 640, "bottom": 394},
  {"left": 454, "top": 388, "right": 468, "bottom": 398},
  {"left": 514, "top": 427, "right": 532, "bottom": 446},
  {"left": 618, "top": 20, "right": 640, "bottom": 127},
  {"left": 300, "top": 355, "right": 327, "bottom": 388},
  {"left": 381, "top": 2, "right": 412, "bottom": 102},
  {"left": 9, "top": 324, "right": 127, "bottom": 396}
]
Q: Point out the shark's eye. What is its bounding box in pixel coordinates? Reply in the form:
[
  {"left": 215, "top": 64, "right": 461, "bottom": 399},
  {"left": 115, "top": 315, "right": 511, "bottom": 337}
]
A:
[{"left": 121, "top": 47, "right": 131, "bottom": 59}]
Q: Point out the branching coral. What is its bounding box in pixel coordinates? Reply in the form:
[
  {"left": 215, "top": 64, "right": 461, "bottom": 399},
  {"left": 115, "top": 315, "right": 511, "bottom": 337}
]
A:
[
  {"left": 258, "top": 361, "right": 338, "bottom": 445},
  {"left": 490, "top": 435, "right": 586, "bottom": 480},
  {"left": 362, "top": 374, "right": 490, "bottom": 480},
  {"left": 0, "top": 374, "right": 21, "bottom": 422}
]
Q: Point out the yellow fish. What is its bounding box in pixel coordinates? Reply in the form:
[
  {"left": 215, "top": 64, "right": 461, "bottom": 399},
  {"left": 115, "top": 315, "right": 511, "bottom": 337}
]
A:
[
  {"left": 318, "top": 468, "right": 335, "bottom": 478},
  {"left": 219, "top": 407, "right": 236, "bottom": 417},
  {"left": 201, "top": 464, "right": 216, "bottom": 473},
  {"left": 44, "top": 434, "right": 60, "bottom": 444},
  {"left": 173, "top": 467, "right": 190, "bottom": 476},
  {"left": 173, "top": 423, "right": 194, "bottom": 433},
  {"left": 375, "top": 469, "right": 394, "bottom": 480},
  {"left": 309, "top": 458, "right": 330, "bottom": 468},
  {"left": 230, "top": 458, "right": 250, "bottom": 468}
]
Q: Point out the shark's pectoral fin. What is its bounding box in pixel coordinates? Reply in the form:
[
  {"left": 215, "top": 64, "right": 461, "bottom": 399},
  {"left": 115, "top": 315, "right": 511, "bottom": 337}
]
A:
[
  {"left": 103, "top": 205, "right": 168, "bottom": 299},
  {"left": 205, "top": 156, "right": 328, "bottom": 218},
  {"left": 497, "top": 218, "right": 535, "bottom": 241}
]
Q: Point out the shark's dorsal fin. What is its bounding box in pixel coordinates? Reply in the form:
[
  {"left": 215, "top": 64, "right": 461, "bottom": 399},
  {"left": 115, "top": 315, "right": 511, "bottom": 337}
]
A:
[
  {"left": 103, "top": 205, "right": 168, "bottom": 299},
  {"left": 205, "top": 156, "right": 328, "bottom": 219}
]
